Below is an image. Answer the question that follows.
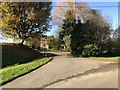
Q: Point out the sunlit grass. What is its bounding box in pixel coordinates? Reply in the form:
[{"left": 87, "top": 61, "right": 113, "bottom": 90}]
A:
[
  {"left": 0, "top": 57, "right": 52, "bottom": 84},
  {"left": 90, "top": 56, "right": 120, "bottom": 61}
]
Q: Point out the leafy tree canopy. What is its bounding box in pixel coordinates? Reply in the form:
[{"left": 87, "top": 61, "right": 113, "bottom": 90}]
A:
[{"left": 0, "top": 2, "right": 52, "bottom": 44}]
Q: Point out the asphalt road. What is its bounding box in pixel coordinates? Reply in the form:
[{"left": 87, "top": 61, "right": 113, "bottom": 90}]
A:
[
  {"left": 47, "top": 65, "right": 118, "bottom": 88},
  {"left": 2, "top": 52, "right": 118, "bottom": 88}
]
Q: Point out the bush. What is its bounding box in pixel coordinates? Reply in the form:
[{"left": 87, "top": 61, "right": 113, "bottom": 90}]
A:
[
  {"left": 82, "top": 44, "right": 99, "bottom": 57},
  {"left": 39, "top": 47, "right": 51, "bottom": 52},
  {"left": 2, "top": 44, "right": 42, "bottom": 68}
]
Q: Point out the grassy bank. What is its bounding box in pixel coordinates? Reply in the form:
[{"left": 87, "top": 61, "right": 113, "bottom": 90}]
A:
[
  {"left": 2, "top": 43, "right": 43, "bottom": 68},
  {"left": 0, "top": 57, "right": 52, "bottom": 84}
]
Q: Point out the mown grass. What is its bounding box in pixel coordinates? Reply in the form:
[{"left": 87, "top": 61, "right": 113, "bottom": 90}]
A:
[
  {"left": 90, "top": 56, "right": 120, "bottom": 61},
  {"left": 0, "top": 57, "right": 52, "bottom": 84}
]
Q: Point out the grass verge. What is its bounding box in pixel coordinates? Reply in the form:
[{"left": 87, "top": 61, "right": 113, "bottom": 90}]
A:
[
  {"left": 90, "top": 56, "right": 120, "bottom": 61},
  {"left": 0, "top": 57, "right": 52, "bottom": 85}
]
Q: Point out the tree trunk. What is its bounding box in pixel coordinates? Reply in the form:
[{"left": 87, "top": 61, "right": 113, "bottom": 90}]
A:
[
  {"left": 20, "top": 36, "right": 25, "bottom": 45},
  {"left": 20, "top": 39, "right": 24, "bottom": 45}
]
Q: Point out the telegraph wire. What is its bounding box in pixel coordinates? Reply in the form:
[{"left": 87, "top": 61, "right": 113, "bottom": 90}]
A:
[{"left": 52, "top": 5, "right": 119, "bottom": 8}]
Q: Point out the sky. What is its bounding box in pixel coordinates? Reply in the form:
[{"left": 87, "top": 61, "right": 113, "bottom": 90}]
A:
[
  {"left": 46, "top": 1, "right": 119, "bottom": 36},
  {"left": 0, "top": 1, "right": 119, "bottom": 42},
  {"left": 88, "top": 2, "right": 118, "bottom": 29}
]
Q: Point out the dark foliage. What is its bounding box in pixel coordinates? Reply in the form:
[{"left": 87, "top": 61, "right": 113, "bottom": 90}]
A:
[{"left": 2, "top": 44, "right": 42, "bottom": 68}]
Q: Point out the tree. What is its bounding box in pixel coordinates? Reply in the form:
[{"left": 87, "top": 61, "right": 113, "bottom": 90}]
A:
[
  {"left": 47, "top": 36, "right": 60, "bottom": 51},
  {"left": 111, "top": 25, "right": 120, "bottom": 55},
  {"left": 0, "top": 2, "right": 52, "bottom": 45},
  {"left": 113, "top": 25, "right": 120, "bottom": 38},
  {"left": 52, "top": 1, "right": 76, "bottom": 36},
  {"left": 60, "top": 2, "right": 111, "bottom": 56},
  {"left": 63, "top": 35, "right": 71, "bottom": 51},
  {"left": 25, "top": 33, "right": 41, "bottom": 48},
  {"left": 47, "top": 36, "right": 55, "bottom": 49}
]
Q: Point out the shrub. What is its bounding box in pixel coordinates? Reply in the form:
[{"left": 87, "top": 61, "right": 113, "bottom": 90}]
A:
[{"left": 82, "top": 44, "right": 99, "bottom": 57}]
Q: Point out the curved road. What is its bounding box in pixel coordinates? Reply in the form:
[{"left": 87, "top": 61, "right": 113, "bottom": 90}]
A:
[{"left": 2, "top": 52, "right": 118, "bottom": 88}]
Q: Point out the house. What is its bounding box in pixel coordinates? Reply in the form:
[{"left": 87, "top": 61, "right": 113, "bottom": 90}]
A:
[
  {"left": 40, "top": 36, "right": 49, "bottom": 49},
  {"left": 25, "top": 35, "right": 49, "bottom": 49}
]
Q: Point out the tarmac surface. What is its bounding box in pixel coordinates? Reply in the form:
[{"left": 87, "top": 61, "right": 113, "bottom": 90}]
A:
[{"left": 2, "top": 52, "right": 118, "bottom": 88}]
